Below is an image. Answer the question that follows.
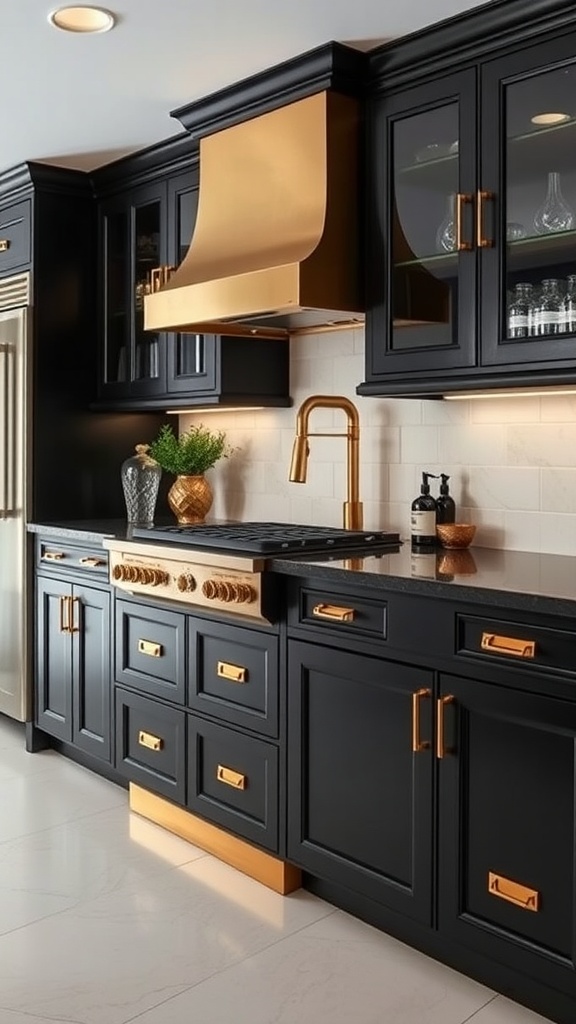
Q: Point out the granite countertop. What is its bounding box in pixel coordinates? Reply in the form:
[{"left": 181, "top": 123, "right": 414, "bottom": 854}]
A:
[{"left": 28, "top": 519, "right": 576, "bottom": 616}]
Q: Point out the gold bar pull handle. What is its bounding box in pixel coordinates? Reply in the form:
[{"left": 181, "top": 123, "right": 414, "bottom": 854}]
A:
[
  {"left": 412, "top": 688, "right": 431, "bottom": 752},
  {"left": 138, "top": 730, "right": 163, "bottom": 752},
  {"left": 79, "top": 556, "right": 106, "bottom": 568},
  {"left": 43, "top": 551, "right": 65, "bottom": 561},
  {"left": 68, "top": 597, "right": 80, "bottom": 634},
  {"left": 59, "top": 596, "right": 70, "bottom": 634},
  {"left": 437, "top": 695, "right": 455, "bottom": 759},
  {"left": 312, "top": 603, "right": 355, "bottom": 622},
  {"left": 217, "top": 765, "right": 247, "bottom": 790},
  {"left": 0, "top": 240, "right": 10, "bottom": 253},
  {"left": 217, "top": 661, "right": 247, "bottom": 684},
  {"left": 138, "top": 639, "right": 162, "bottom": 658},
  {"left": 481, "top": 632, "right": 536, "bottom": 659},
  {"left": 477, "top": 190, "right": 495, "bottom": 248},
  {"left": 488, "top": 872, "right": 539, "bottom": 912},
  {"left": 456, "top": 193, "right": 473, "bottom": 252}
]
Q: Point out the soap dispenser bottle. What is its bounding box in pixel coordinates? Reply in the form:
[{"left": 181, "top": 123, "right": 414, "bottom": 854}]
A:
[
  {"left": 436, "top": 474, "right": 456, "bottom": 525},
  {"left": 411, "top": 472, "right": 437, "bottom": 546}
]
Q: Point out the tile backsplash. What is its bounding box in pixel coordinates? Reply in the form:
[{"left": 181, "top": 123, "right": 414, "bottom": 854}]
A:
[{"left": 180, "top": 328, "right": 576, "bottom": 555}]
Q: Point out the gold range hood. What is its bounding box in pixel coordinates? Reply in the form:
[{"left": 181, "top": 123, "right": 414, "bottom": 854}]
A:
[{"left": 144, "top": 91, "right": 363, "bottom": 340}]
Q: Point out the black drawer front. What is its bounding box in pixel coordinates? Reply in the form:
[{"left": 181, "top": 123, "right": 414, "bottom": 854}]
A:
[
  {"left": 36, "top": 539, "right": 108, "bottom": 578},
  {"left": 457, "top": 615, "right": 576, "bottom": 677},
  {"left": 115, "top": 688, "right": 185, "bottom": 803},
  {"left": 187, "top": 718, "right": 278, "bottom": 851},
  {"left": 115, "top": 600, "right": 186, "bottom": 702},
  {"left": 189, "top": 622, "right": 278, "bottom": 736},
  {"left": 295, "top": 585, "right": 387, "bottom": 644},
  {"left": 0, "top": 201, "right": 31, "bottom": 272}
]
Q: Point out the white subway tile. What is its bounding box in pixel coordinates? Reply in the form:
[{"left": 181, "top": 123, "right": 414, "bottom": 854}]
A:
[
  {"left": 467, "top": 467, "right": 540, "bottom": 511},
  {"left": 536, "top": 514, "right": 576, "bottom": 555},
  {"left": 422, "top": 399, "right": 470, "bottom": 425},
  {"left": 540, "top": 394, "right": 576, "bottom": 422},
  {"left": 502, "top": 511, "right": 542, "bottom": 552},
  {"left": 470, "top": 396, "right": 541, "bottom": 424},
  {"left": 438, "top": 423, "right": 507, "bottom": 466},
  {"left": 541, "top": 468, "right": 576, "bottom": 512},
  {"left": 507, "top": 424, "right": 576, "bottom": 467},
  {"left": 400, "top": 425, "right": 439, "bottom": 464}
]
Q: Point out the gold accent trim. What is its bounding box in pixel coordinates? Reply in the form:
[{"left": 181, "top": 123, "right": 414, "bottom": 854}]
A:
[
  {"left": 150, "top": 266, "right": 176, "bottom": 292},
  {"left": 436, "top": 695, "right": 455, "bottom": 759},
  {"left": 43, "top": 551, "right": 65, "bottom": 561},
  {"left": 129, "top": 784, "right": 301, "bottom": 894},
  {"left": 477, "top": 190, "right": 494, "bottom": 248},
  {"left": 312, "top": 603, "right": 355, "bottom": 622},
  {"left": 480, "top": 633, "right": 536, "bottom": 659},
  {"left": 217, "top": 661, "right": 247, "bottom": 683},
  {"left": 456, "top": 193, "right": 473, "bottom": 252},
  {"left": 412, "top": 688, "right": 431, "bottom": 752},
  {"left": 488, "top": 872, "right": 539, "bottom": 912},
  {"left": 59, "top": 596, "right": 69, "bottom": 634},
  {"left": 217, "top": 764, "right": 247, "bottom": 790},
  {"left": 138, "top": 730, "right": 163, "bottom": 752},
  {"left": 69, "top": 596, "right": 80, "bottom": 634},
  {"left": 79, "top": 556, "right": 106, "bottom": 568},
  {"left": 138, "top": 639, "right": 162, "bottom": 658},
  {"left": 0, "top": 240, "right": 10, "bottom": 252}
]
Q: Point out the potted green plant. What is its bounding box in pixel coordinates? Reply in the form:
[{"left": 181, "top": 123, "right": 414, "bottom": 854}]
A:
[{"left": 149, "top": 423, "right": 233, "bottom": 524}]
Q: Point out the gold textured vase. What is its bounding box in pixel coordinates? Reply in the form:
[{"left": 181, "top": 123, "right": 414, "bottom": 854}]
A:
[{"left": 167, "top": 475, "right": 213, "bottom": 524}]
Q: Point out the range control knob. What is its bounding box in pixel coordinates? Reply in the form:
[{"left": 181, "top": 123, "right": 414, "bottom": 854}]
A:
[
  {"left": 235, "top": 582, "right": 257, "bottom": 604},
  {"left": 112, "top": 564, "right": 123, "bottom": 581},
  {"left": 177, "top": 572, "right": 196, "bottom": 593},
  {"left": 149, "top": 568, "right": 168, "bottom": 587},
  {"left": 202, "top": 579, "right": 219, "bottom": 600}
]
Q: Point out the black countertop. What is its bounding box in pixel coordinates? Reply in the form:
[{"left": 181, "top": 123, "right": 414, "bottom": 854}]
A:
[{"left": 28, "top": 519, "right": 576, "bottom": 617}]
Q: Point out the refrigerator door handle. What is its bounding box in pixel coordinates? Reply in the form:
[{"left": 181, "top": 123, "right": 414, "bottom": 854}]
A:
[{"left": 0, "top": 341, "right": 15, "bottom": 520}]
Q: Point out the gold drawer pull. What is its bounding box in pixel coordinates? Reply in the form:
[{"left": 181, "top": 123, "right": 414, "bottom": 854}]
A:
[
  {"left": 412, "top": 688, "right": 431, "bottom": 753},
  {"left": 312, "top": 603, "right": 355, "bottom": 622},
  {"left": 437, "top": 694, "right": 455, "bottom": 759},
  {"left": 0, "top": 240, "right": 10, "bottom": 252},
  {"left": 217, "top": 764, "right": 246, "bottom": 790},
  {"left": 138, "top": 730, "right": 163, "bottom": 752},
  {"left": 217, "top": 661, "right": 247, "bottom": 683},
  {"left": 138, "top": 639, "right": 162, "bottom": 658},
  {"left": 79, "top": 556, "right": 106, "bottom": 568},
  {"left": 43, "top": 551, "right": 65, "bottom": 561},
  {"left": 481, "top": 632, "right": 536, "bottom": 659},
  {"left": 59, "top": 596, "right": 70, "bottom": 634},
  {"left": 488, "top": 872, "right": 539, "bottom": 912}
]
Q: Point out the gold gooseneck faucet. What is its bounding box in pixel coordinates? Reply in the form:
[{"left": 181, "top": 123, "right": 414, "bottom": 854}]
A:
[{"left": 289, "top": 395, "right": 363, "bottom": 531}]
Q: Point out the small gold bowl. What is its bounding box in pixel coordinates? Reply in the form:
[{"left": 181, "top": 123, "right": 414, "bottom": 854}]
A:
[{"left": 436, "top": 523, "right": 476, "bottom": 549}]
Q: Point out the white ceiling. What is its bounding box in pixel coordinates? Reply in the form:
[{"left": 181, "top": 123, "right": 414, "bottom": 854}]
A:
[{"left": 5, "top": 0, "right": 492, "bottom": 175}]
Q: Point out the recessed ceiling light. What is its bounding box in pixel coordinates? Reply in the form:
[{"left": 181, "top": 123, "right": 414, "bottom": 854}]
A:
[
  {"left": 531, "top": 112, "right": 570, "bottom": 126},
  {"left": 48, "top": 6, "right": 115, "bottom": 33}
]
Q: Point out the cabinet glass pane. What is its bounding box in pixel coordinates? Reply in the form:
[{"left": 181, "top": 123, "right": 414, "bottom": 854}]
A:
[
  {"left": 134, "top": 202, "right": 161, "bottom": 381},
  {"left": 504, "top": 65, "right": 576, "bottom": 341},
  {"left": 104, "top": 210, "right": 128, "bottom": 384},
  {"left": 174, "top": 188, "right": 205, "bottom": 380},
  {"left": 391, "top": 103, "right": 460, "bottom": 351}
]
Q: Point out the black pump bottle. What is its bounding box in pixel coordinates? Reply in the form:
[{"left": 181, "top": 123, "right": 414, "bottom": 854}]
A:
[
  {"left": 410, "top": 472, "right": 437, "bottom": 545},
  {"left": 436, "top": 474, "right": 456, "bottom": 525}
]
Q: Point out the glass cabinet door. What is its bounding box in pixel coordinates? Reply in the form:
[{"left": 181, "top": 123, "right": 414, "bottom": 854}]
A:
[
  {"left": 368, "top": 71, "right": 477, "bottom": 377},
  {"left": 133, "top": 197, "right": 162, "bottom": 386},
  {"left": 482, "top": 34, "right": 576, "bottom": 366},
  {"left": 167, "top": 175, "right": 216, "bottom": 394},
  {"left": 103, "top": 208, "right": 128, "bottom": 386}
]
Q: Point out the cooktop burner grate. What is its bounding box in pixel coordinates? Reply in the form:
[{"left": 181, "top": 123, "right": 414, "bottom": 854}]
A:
[{"left": 131, "top": 521, "right": 400, "bottom": 555}]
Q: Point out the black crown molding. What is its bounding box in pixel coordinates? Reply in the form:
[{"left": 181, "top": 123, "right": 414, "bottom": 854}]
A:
[
  {"left": 0, "top": 161, "right": 92, "bottom": 203},
  {"left": 91, "top": 132, "right": 198, "bottom": 198},
  {"left": 369, "top": 0, "right": 576, "bottom": 90},
  {"left": 172, "top": 41, "right": 367, "bottom": 138}
]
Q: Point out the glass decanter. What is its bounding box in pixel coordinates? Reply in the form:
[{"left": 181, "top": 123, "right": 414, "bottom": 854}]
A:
[
  {"left": 533, "top": 279, "right": 563, "bottom": 336},
  {"left": 121, "top": 444, "right": 162, "bottom": 525},
  {"left": 507, "top": 283, "right": 535, "bottom": 339},
  {"left": 562, "top": 274, "right": 576, "bottom": 334},
  {"left": 533, "top": 172, "right": 575, "bottom": 235},
  {"left": 435, "top": 193, "right": 457, "bottom": 253}
]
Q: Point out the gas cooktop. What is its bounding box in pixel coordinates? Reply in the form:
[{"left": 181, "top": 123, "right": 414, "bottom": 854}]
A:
[{"left": 131, "top": 522, "right": 400, "bottom": 556}]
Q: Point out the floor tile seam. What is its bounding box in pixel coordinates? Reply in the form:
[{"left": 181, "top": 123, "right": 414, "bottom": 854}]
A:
[
  {"left": 0, "top": 900, "right": 82, "bottom": 941},
  {"left": 459, "top": 993, "right": 500, "bottom": 1024},
  {"left": 0, "top": 798, "right": 129, "bottom": 847},
  {"left": 0, "top": 1005, "right": 83, "bottom": 1024}
]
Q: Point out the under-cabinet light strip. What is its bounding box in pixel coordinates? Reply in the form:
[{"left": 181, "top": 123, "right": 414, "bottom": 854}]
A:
[{"left": 444, "top": 388, "right": 576, "bottom": 400}]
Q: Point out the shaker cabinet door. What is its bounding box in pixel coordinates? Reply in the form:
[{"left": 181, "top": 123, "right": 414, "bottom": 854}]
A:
[{"left": 36, "top": 576, "right": 73, "bottom": 742}]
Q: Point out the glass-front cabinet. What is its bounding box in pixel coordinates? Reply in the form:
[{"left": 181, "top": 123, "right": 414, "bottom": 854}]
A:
[{"left": 363, "top": 33, "right": 576, "bottom": 394}]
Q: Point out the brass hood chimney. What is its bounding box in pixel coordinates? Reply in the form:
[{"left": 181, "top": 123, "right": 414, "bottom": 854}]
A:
[{"left": 144, "top": 91, "right": 363, "bottom": 339}]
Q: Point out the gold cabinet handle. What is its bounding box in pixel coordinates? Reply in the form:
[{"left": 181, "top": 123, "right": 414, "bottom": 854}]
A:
[
  {"left": 488, "top": 872, "right": 539, "bottom": 913},
  {"left": 43, "top": 551, "right": 65, "bottom": 561},
  {"left": 138, "top": 730, "right": 163, "bottom": 751},
  {"left": 412, "top": 688, "right": 431, "bottom": 752},
  {"left": 79, "top": 556, "right": 106, "bottom": 568},
  {"left": 217, "top": 661, "right": 247, "bottom": 683},
  {"left": 312, "top": 603, "right": 355, "bottom": 622},
  {"left": 437, "top": 695, "right": 455, "bottom": 759},
  {"left": 138, "top": 639, "right": 162, "bottom": 658},
  {"left": 481, "top": 632, "right": 536, "bottom": 659},
  {"left": 68, "top": 596, "right": 80, "bottom": 634},
  {"left": 455, "top": 193, "right": 473, "bottom": 252},
  {"left": 0, "top": 240, "right": 10, "bottom": 253},
  {"left": 59, "top": 596, "right": 70, "bottom": 634},
  {"left": 217, "top": 764, "right": 247, "bottom": 790},
  {"left": 477, "top": 190, "right": 495, "bottom": 248}
]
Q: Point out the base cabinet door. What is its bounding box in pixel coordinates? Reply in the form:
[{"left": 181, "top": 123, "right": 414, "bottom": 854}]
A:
[
  {"left": 72, "top": 585, "right": 111, "bottom": 761},
  {"left": 288, "top": 640, "right": 434, "bottom": 923},
  {"left": 36, "top": 577, "right": 73, "bottom": 742},
  {"left": 438, "top": 673, "right": 576, "bottom": 999}
]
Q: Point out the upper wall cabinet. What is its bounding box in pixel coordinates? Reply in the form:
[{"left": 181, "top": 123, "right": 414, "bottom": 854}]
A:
[{"left": 359, "top": 29, "right": 576, "bottom": 397}]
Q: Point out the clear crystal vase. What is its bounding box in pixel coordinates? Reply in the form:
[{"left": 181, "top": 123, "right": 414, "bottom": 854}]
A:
[
  {"left": 533, "top": 171, "right": 574, "bottom": 234},
  {"left": 121, "top": 444, "right": 162, "bottom": 525}
]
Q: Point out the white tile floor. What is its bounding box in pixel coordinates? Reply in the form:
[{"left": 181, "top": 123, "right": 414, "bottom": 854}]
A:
[{"left": 0, "top": 716, "right": 553, "bottom": 1024}]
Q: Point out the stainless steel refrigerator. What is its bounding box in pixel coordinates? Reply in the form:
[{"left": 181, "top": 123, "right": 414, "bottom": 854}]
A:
[{"left": 0, "top": 274, "right": 29, "bottom": 720}]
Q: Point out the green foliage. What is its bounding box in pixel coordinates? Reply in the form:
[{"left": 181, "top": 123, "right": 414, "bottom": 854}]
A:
[{"left": 149, "top": 423, "right": 233, "bottom": 476}]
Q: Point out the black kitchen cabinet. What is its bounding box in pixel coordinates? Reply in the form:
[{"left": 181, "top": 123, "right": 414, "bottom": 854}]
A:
[
  {"left": 288, "top": 639, "right": 434, "bottom": 923},
  {"left": 0, "top": 199, "right": 32, "bottom": 275},
  {"left": 36, "top": 574, "right": 111, "bottom": 762},
  {"left": 360, "top": 25, "right": 576, "bottom": 397}
]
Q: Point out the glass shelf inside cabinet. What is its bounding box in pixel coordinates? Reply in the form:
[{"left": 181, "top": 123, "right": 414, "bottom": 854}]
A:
[{"left": 507, "top": 228, "right": 576, "bottom": 270}]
